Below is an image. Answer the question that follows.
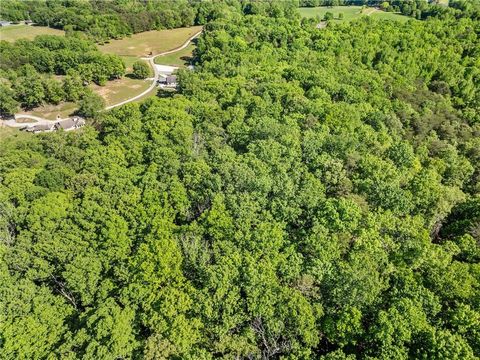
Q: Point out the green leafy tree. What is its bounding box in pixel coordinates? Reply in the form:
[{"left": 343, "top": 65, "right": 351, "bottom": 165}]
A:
[
  {"left": 323, "top": 11, "right": 334, "bottom": 21},
  {"left": 63, "top": 70, "right": 85, "bottom": 101},
  {"left": 0, "top": 82, "right": 19, "bottom": 116},
  {"left": 132, "top": 60, "right": 150, "bottom": 79},
  {"left": 42, "top": 77, "right": 64, "bottom": 105},
  {"left": 77, "top": 90, "right": 105, "bottom": 118}
]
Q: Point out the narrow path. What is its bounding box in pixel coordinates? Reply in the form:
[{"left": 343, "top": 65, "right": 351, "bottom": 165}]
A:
[{"left": 3, "top": 29, "right": 203, "bottom": 128}]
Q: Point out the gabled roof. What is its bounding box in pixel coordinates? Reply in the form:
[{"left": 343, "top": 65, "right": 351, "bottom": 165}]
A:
[
  {"left": 55, "top": 117, "right": 86, "bottom": 130},
  {"left": 26, "top": 123, "right": 54, "bottom": 132},
  {"left": 166, "top": 75, "right": 177, "bottom": 84},
  {"left": 56, "top": 119, "right": 76, "bottom": 129}
]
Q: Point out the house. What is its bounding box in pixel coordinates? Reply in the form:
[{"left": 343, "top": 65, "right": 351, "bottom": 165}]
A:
[
  {"left": 165, "top": 75, "right": 177, "bottom": 86},
  {"left": 158, "top": 74, "right": 178, "bottom": 88},
  {"left": 22, "top": 117, "right": 85, "bottom": 133},
  {"left": 0, "top": 21, "right": 11, "bottom": 27},
  {"left": 25, "top": 123, "right": 54, "bottom": 133},
  {"left": 54, "top": 117, "right": 86, "bottom": 131}
]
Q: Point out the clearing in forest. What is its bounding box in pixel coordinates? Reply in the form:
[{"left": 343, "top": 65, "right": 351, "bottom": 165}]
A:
[
  {"left": 98, "top": 26, "right": 202, "bottom": 57},
  {"left": 154, "top": 43, "right": 195, "bottom": 67},
  {"left": 0, "top": 24, "right": 64, "bottom": 42},
  {"left": 22, "top": 102, "right": 78, "bottom": 121},
  {"left": 299, "top": 6, "right": 408, "bottom": 23},
  {"left": 89, "top": 77, "right": 151, "bottom": 107},
  {"left": 94, "top": 26, "right": 201, "bottom": 106}
]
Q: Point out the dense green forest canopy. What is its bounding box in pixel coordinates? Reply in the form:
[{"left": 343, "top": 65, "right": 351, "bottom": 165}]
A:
[{"left": 1, "top": 1, "right": 479, "bottom": 359}]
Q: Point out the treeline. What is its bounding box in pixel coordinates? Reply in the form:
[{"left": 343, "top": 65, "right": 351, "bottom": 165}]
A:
[
  {"left": 299, "top": 0, "right": 480, "bottom": 20},
  {"left": 0, "top": 0, "right": 236, "bottom": 43},
  {"left": 0, "top": 0, "right": 303, "bottom": 43},
  {"left": 384, "top": 0, "right": 480, "bottom": 19},
  {"left": 0, "top": 65, "right": 103, "bottom": 115},
  {"left": 0, "top": 35, "right": 124, "bottom": 82},
  {"left": 1, "top": 2, "right": 479, "bottom": 358},
  {"left": 0, "top": 35, "right": 123, "bottom": 114}
]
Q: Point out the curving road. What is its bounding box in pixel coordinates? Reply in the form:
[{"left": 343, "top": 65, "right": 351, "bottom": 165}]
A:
[{"left": 3, "top": 29, "right": 202, "bottom": 128}]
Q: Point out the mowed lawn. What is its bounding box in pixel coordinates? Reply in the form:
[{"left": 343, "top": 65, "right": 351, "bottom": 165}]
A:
[
  {"left": 371, "top": 11, "right": 410, "bottom": 22},
  {"left": 90, "top": 77, "right": 151, "bottom": 107},
  {"left": 23, "top": 102, "right": 78, "bottom": 121},
  {"left": 0, "top": 126, "right": 25, "bottom": 141},
  {"left": 120, "top": 55, "right": 140, "bottom": 72},
  {"left": 299, "top": 6, "right": 408, "bottom": 23},
  {"left": 299, "top": 6, "right": 364, "bottom": 21},
  {"left": 98, "top": 26, "right": 202, "bottom": 57},
  {"left": 154, "top": 43, "right": 195, "bottom": 67},
  {"left": 0, "top": 24, "right": 64, "bottom": 42}
]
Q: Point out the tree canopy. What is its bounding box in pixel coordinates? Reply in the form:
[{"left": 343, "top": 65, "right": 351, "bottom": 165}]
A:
[
  {"left": 0, "top": 1, "right": 479, "bottom": 359},
  {"left": 0, "top": 35, "right": 125, "bottom": 112}
]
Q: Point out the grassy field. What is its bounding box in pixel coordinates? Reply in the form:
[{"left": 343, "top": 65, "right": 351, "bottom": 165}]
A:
[
  {"left": 23, "top": 102, "right": 78, "bottom": 121},
  {"left": 0, "top": 126, "right": 24, "bottom": 141},
  {"left": 299, "top": 6, "right": 364, "bottom": 21},
  {"left": 0, "top": 24, "right": 64, "bottom": 42},
  {"left": 4, "top": 25, "right": 201, "bottom": 115},
  {"left": 90, "top": 77, "right": 151, "bottom": 106},
  {"left": 98, "top": 26, "right": 202, "bottom": 57},
  {"left": 371, "top": 11, "right": 410, "bottom": 22},
  {"left": 299, "top": 6, "right": 408, "bottom": 23},
  {"left": 119, "top": 56, "right": 154, "bottom": 77},
  {"left": 95, "top": 26, "right": 202, "bottom": 105},
  {"left": 18, "top": 76, "right": 151, "bottom": 117},
  {"left": 120, "top": 55, "right": 140, "bottom": 72},
  {"left": 154, "top": 43, "right": 195, "bottom": 67}
]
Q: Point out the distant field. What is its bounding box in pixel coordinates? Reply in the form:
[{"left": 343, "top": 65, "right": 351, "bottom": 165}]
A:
[
  {"left": 299, "top": 6, "right": 408, "bottom": 23},
  {"left": 154, "top": 43, "right": 195, "bottom": 67},
  {"left": 98, "top": 26, "right": 202, "bottom": 57},
  {"left": 90, "top": 77, "right": 151, "bottom": 106},
  {"left": 299, "top": 6, "right": 364, "bottom": 21},
  {"left": 0, "top": 24, "right": 64, "bottom": 42},
  {"left": 371, "top": 11, "right": 410, "bottom": 22}
]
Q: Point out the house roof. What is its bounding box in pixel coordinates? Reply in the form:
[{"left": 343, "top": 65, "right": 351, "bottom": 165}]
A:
[
  {"left": 27, "top": 123, "right": 53, "bottom": 132},
  {"left": 56, "top": 117, "right": 85, "bottom": 130},
  {"left": 166, "top": 75, "right": 177, "bottom": 84},
  {"left": 57, "top": 119, "right": 76, "bottom": 129}
]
